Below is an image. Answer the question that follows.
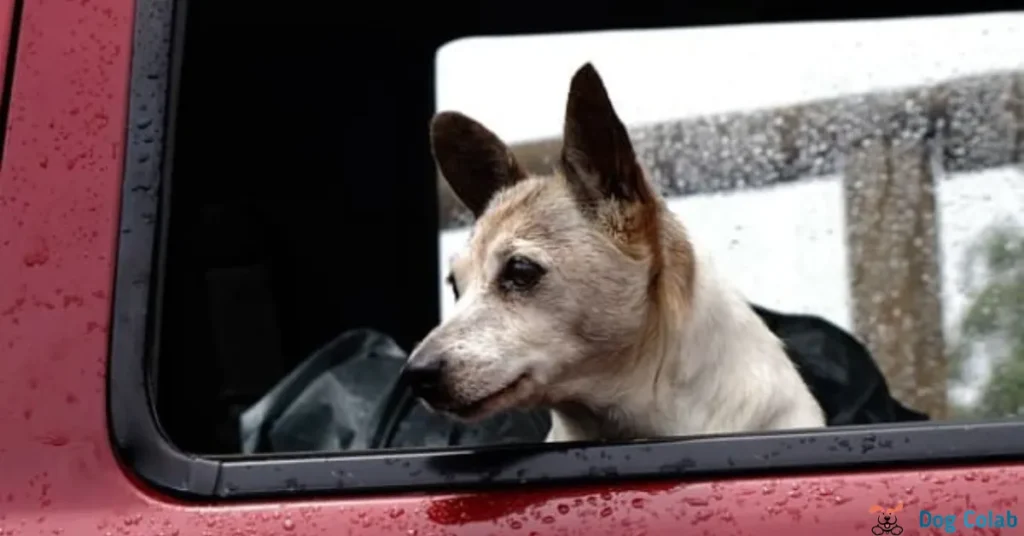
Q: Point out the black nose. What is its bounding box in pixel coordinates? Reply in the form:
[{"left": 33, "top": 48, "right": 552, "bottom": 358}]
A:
[{"left": 402, "top": 358, "right": 446, "bottom": 399}]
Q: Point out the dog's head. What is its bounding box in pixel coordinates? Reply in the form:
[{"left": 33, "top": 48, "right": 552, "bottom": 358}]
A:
[{"left": 404, "top": 63, "right": 692, "bottom": 421}]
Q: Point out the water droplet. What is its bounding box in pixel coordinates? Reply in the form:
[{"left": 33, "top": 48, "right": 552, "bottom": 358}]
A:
[
  {"left": 23, "top": 249, "right": 50, "bottom": 267},
  {"left": 37, "top": 434, "right": 69, "bottom": 447}
]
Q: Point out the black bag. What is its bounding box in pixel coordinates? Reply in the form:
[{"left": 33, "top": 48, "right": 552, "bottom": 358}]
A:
[
  {"left": 240, "top": 305, "right": 927, "bottom": 454},
  {"left": 751, "top": 304, "right": 928, "bottom": 425}
]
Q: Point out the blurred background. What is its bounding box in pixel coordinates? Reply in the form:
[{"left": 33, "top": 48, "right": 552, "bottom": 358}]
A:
[{"left": 434, "top": 11, "right": 1024, "bottom": 422}]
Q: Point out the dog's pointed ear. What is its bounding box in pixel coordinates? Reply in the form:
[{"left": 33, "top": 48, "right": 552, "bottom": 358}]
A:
[
  {"left": 560, "top": 63, "right": 651, "bottom": 208},
  {"left": 431, "top": 111, "right": 527, "bottom": 218},
  {"left": 893, "top": 501, "right": 904, "bottom": 512},
  {"left": 869, "top": 505, "right": 884, "bottom": 513}
]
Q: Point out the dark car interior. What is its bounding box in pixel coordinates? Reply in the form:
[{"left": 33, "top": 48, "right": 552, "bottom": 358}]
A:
[
  {"left": 154, "top": 5, "right": 440, "bottom": 454},
  {"left": 153, "top": 4, "right": 944, "bottom": 456}
]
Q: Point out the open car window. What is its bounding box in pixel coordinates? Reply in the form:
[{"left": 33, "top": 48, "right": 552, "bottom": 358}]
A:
[{"left": 109, "top": 2, "right": 1024, "bottom": 498}]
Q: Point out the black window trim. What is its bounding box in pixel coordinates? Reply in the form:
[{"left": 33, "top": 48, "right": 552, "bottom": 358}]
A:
[
  {"left": 108, "top": 0, "right": 1024, "bottom": 501},
  {"left": 0, "top": 0, "right": 25, "bottom": 166}
]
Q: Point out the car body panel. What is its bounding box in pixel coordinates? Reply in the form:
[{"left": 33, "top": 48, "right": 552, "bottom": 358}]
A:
[{"left": 0, "top": 1, "right": 1020, "bottom": 535}]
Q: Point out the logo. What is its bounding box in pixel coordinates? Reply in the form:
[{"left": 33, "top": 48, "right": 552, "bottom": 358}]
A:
[
  {"left": 868, "top": 502, "right": 904, "bottom": 535},
  {"left": 919, "top": 509, "right": 1018, "bottom": 533}
]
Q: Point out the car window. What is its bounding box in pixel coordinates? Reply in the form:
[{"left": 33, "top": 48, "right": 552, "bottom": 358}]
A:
[{"left": 109, "top": 2, "right": 1024, "bottom": 498}]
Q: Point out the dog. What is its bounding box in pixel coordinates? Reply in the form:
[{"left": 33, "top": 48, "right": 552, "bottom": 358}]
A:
[
  {"left": 402, "top": 62, "right": 826, "bottom": 442},
  {"left": 869, "top": 502, "right": 904, "bottom": 535}
]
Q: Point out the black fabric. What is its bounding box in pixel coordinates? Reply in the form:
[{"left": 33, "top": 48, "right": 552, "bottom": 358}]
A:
[
  {"left": 240, "top": 329, "right": 550, "bottom": 454},
  {"left": 751, "top": 304, "right": 929, "bottom": 425},
  {"left": 241, "top": 304, "right": 929, "bottom": 454}
]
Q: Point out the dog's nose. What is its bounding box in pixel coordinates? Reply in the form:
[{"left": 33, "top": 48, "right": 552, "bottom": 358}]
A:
[{"left": 402, "top": 357, "right": 446, "bottom": 399}]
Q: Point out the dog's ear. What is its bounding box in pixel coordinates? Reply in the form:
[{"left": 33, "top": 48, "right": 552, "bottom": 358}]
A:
[
  {"left": 868, "top": 505, "right": 884, "bottom": 513},
  {"left": 892, "top": 501, "right": 904, "bottom": 512},
  {"left": 560, "top": 63, "right": 652, "bottom": 209},
  {"left": 431, "top": 111, "right": 528, "bottom": 218}
]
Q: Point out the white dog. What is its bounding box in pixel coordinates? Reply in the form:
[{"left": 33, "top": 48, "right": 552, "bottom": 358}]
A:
[{"left": 403, "top": 62, "right": 826, "bottom": 442}]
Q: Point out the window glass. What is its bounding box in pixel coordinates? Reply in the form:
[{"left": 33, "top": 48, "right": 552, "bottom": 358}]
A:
[
  {"left": 436, "top": 13, "right": 1024, "bottom": 424},
  {"left": 154, "top": 10, "right": 1024, "bottom": 458}
]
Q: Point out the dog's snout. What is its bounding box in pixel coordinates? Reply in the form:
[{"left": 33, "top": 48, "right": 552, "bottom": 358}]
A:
[
  {"left": 402, "top": 356, "right": 448, "bottom": 401},
  {"left": 404, "top": 358, "right": 443, "bottom": 384}
]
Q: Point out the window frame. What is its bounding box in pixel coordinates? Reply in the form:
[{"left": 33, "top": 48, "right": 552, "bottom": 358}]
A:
[
  {"left": 0, "top": 0, "right": 23, "bottom": 165},
  {"left": 108, "top": 0, "right": 1024, "bottom": 500}
]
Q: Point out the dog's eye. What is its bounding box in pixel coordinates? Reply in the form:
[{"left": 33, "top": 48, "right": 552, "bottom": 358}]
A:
[
  {"left": 445, "top": 272, "right": 461, "bottom": 301},
  {"left": 499, "top": 255, "right": 545, "bottom": 292}
]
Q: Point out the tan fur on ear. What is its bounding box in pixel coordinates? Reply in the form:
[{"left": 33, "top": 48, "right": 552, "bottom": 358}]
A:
[
  {"left": 869, "top": 505, "right": 884, "bottom": 513},
  {"left": 430, "top": 111, "right": 527, "bottom": 217}
]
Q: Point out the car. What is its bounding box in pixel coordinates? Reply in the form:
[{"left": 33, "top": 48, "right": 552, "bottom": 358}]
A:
[{"left": 1, "top": 2, "right": 1021, "bottom": 535}]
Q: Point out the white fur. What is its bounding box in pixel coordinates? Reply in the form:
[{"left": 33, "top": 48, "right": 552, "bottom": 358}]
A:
[{"left": 545, "top": 245, "right": 825, "bottom": 442}]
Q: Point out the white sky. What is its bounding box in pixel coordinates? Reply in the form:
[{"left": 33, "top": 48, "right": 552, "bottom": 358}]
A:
[
  {"left": 434, "top": 11, "right": 1024, "bottom": 405},
  {"left": 437, "top": 11, "right": 1024, "bottom": 144}
]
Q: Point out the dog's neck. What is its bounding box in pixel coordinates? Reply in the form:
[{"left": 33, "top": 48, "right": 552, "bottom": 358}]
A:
[
  {"left": 548, "top": 210, "right": 697, "bottom": 440},
  {"left": 548, "top": 208, "right": 812, "bottom": 441}
]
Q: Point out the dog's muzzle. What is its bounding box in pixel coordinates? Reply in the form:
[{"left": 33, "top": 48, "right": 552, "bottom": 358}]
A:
[{"left": 401, "top": 356, "right": 448, "bottom": 406}]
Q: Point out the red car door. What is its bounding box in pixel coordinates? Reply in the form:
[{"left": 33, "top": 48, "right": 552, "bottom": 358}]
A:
[{"left": 1, "top": 2, "right": 1021, "bottom": 536}]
